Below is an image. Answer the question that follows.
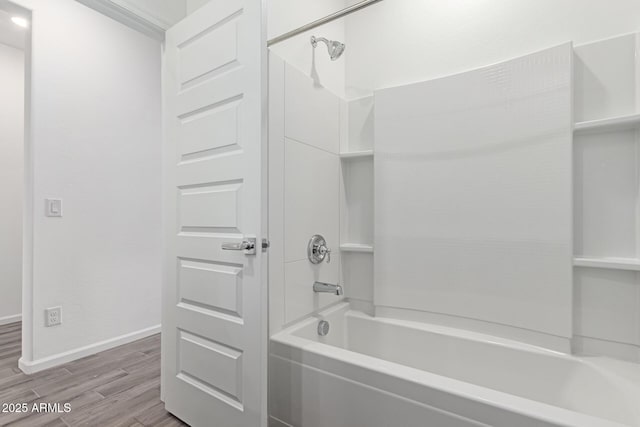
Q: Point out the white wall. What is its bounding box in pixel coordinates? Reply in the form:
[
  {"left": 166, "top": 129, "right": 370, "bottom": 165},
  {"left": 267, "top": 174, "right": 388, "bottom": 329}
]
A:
[
  {"left": 268, "top": 0, "right": 640, "bottom": 100},
  {"left": 267, "top": 0, "right": 349, "bottom": 40},
  {"left": 13, "top": 0, "right": 162, "bottom": 371},
  {"left": 0, "top": 42, "right": 24, "bottom": 325},
  {"left": 186, "top": 0, "right": 209, "bottom": 15},
  {"left": 268, "top": 0, "right": 348, "bottom": 98},
  {"left": 344, "top": 0, "right": 640, "bottom": 99}
]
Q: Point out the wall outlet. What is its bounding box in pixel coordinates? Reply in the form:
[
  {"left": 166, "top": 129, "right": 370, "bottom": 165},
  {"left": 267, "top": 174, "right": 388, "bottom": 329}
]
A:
[{"left": 45, "top": 307, "right": 62, "bottom": 327}]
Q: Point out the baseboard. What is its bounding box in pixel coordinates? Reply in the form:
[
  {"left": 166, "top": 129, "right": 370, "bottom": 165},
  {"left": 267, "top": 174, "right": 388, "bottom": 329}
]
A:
[
  {"left": 18, "top": 324, "right": 160, "bottom": 374},
  {"left": 0, "top": 314, "right": 21, "bottom": 326}
]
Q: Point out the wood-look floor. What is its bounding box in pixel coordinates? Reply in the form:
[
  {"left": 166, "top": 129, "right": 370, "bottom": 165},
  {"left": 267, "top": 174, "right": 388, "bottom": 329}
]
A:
[{"left": 0, "top": 322, "right": 188, "bottom": 427}]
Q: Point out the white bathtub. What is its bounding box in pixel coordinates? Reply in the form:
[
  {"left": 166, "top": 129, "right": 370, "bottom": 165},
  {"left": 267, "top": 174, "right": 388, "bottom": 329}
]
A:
[{"left": 269, "top": 302, "right": 640, "bottom": 427}]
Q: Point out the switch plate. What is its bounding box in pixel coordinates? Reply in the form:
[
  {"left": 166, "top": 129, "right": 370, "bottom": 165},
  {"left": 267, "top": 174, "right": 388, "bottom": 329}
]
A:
[
  {"left": 45, "top": 199, "right": 62, "bottom": 217},
  {"left": 45, "top": 307, "right": 62, "bottom": 327}
]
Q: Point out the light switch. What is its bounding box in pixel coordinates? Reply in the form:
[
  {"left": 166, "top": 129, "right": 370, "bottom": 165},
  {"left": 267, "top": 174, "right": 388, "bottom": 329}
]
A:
[{"left": 45, "top": 199, "right": 62, "bottom": 217}]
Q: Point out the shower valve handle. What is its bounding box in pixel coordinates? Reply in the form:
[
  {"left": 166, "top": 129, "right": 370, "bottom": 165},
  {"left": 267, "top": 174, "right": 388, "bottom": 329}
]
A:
[
  {"left": 308, "top": 235, "right": 331, "bottom": 264},
  {"left": 319, "top": 245, "right": 331, "bottom": 263}
]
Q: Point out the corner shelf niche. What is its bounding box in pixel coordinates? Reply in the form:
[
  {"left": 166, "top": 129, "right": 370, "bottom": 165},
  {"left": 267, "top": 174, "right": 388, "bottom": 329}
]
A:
[
  {"left": 573, "top": 257, "right": 640, "bottom": 271},
  {"left": 339, "top": 96, "right": 374, "bottom": 255},
  {"left": 573, "top": 125, "right": 639, "bottom": 268},
  {"left": 339, "top": 96, "right": 375, "bottom": 303},
  {"left": 339, "top": 153, "right": 374, "bottom": 253},
  {"left": 340, "top": 243, "right": 374, "bottom": 253},
  {"left": 340, "top": 150, "right": 373, "bottom": 159},
  {"left": 571, "top": 33, "right": 640, "bottom": 363},
  {"left": 574, "top": 113, "right": 640, "bottom": 134}
]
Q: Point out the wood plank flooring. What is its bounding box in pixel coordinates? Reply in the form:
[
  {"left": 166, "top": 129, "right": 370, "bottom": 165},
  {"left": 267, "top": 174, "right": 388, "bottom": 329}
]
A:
[{"left": 0, "top": 322, "right": 188, "bottom": 427}]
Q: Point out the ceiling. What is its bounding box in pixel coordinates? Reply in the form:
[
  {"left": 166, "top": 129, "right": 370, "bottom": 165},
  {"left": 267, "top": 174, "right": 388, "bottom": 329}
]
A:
[{"left": 0, "top": 8, "right": 28, "bottom": 50}]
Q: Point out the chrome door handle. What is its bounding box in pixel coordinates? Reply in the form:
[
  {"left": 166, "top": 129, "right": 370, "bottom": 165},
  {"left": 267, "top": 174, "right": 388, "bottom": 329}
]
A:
[{"left": 222, "top": 237, "right": 256, "bottom": 255}]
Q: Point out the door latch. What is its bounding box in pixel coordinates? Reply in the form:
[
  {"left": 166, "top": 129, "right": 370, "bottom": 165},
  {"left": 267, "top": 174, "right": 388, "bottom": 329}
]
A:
[{"left": 222, "top": 237, "right": 257, "bottom": 255}]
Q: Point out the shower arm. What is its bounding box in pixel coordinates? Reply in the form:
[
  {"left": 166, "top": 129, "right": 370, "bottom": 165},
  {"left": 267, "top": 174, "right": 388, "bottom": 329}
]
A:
[{"left": 310, "top": 36, "right": 329, "bottom": 49}]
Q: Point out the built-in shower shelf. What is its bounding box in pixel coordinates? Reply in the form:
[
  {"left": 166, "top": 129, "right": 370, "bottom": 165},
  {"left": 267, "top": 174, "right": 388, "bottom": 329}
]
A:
[
  {"left": 339, "top": 150, "right": 374, "bottom": 159},
  {"left": 340, "top": 243, "right": 374, "bottom": 253},
  {"left": 573, "top": 257, "right": 640, "bottom": 271},
  {"left": 574, "top": 113, "right": 640, "bottom": 134}
]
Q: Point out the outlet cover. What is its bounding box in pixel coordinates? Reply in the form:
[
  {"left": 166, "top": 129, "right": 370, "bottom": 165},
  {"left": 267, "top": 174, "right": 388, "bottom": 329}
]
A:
[{"left": 45, "top": 307, "right": 62, "bottom": 327}]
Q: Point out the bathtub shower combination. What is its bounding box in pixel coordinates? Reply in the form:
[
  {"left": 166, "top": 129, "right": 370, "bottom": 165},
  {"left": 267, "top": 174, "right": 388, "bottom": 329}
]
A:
[{"left": 267, "top": 3, "right": 640, "bottom": 426}]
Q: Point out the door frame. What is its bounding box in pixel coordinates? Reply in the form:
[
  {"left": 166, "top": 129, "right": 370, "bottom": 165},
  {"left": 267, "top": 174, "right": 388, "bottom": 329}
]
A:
[{"left": 0, "top": 0, "right": 35, "bottom": 373}]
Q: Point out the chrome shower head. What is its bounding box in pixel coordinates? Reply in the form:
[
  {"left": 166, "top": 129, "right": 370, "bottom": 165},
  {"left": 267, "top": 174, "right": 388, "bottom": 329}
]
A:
[{"left": 310, "top": 36, "right": 345, "bottom": 61}]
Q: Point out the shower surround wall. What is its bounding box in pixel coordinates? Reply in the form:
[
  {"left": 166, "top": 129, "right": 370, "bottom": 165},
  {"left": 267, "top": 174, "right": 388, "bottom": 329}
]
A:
[
  {"left": 267, "top": 2, "right": 640, "bottom": 363},
  {"left": 375, "top": 43, "right": 574, "bottom": 352},
  {"left": 371, "top": 34, "right": 640, "bottom": 360},
  {"left": 269, "top": 53, "right": 343, "bottom": 332}
]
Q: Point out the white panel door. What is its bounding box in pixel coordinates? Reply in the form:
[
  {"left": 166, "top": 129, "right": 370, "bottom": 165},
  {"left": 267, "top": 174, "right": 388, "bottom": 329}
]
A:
[{"left": 162, "top": 1, "right": 267, "bottom": 426}]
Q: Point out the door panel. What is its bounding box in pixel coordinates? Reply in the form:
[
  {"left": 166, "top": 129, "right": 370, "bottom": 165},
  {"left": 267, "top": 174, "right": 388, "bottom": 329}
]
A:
[{"left": 162, "top": 0, "right": 267, "bottom": 426}]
